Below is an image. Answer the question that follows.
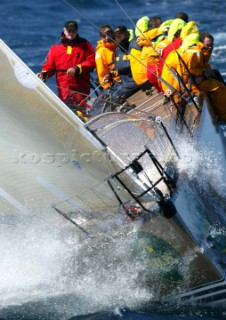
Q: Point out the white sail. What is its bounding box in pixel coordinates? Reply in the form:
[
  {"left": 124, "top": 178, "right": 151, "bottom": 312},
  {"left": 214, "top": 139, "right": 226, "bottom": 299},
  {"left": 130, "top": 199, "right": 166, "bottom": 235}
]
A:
[{"left": 0, "top": 39, "right": 151, "bottom": 221}]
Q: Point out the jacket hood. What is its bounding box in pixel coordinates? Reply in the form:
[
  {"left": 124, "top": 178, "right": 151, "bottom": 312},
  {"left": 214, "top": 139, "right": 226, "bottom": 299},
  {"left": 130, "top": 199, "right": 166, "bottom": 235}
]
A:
[
  {"left": 158, "top": 19, "right": 174, "bottom": 34},
  {"left": 96, "top": 39, "right": 117, "bottom": 51},
  {"left": 180, "top": 33, "right": 200, "bottom": 51},
  {"left": 135, "top": 16, "right": 149, "bottom": 37},
  {"left": 167, "top": 18, "right": 187, "bottom": 42},
  {"left": 180, "top": 21, "right": 199, "bottom": 40},
  {"left": 137, "top": 28, "right": 159, "bottom": 46}
]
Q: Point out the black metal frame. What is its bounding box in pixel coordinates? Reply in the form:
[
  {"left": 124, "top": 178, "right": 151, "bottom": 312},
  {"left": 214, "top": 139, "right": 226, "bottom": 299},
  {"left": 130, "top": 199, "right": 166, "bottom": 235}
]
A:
[{"left": 107, "top": 147, "right": 177, "bottom": 213}]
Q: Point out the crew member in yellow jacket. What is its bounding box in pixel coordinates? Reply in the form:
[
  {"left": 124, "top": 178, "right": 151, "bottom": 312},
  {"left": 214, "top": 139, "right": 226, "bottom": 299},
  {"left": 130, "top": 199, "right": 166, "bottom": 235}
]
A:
[
  {"left": 95, "top": 24, "right": 118, "bottom": 89},
  {"left": 162, "top": 29, "right": 226, "bottom": 121},
  {"left": 160, "top": 21, "right": 199, "bottom": 97},
  {"left": 138, "top": 19, "right": 173, "bottom": 92},
  {"left": 197, "top": 33, "right": 226, "bottom": 120},
  {"left": 129, "top": 16, "right": 151, "bottom": 89},
  {"left": 176, "top": 32, "right": 226, "bottom": 120}
]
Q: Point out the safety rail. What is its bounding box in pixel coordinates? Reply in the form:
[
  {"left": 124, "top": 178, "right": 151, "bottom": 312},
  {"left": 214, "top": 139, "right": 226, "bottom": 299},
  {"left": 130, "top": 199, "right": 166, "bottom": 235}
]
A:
[{"left": 107, "top": 147, "right": 178, "bottom": 215}]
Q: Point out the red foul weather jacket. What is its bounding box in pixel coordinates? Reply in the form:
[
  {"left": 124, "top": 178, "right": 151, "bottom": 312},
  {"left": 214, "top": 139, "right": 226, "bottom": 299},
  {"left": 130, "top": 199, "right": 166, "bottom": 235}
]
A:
[{"left": 41, "top": 35, "right": 95, "bottom": 103}]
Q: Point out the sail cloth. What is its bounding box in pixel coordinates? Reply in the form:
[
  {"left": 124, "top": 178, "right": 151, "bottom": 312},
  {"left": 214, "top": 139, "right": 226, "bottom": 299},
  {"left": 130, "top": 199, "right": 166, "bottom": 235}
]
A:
[{"left": 0, "top": 39, "right": 150, "bottom": 219}]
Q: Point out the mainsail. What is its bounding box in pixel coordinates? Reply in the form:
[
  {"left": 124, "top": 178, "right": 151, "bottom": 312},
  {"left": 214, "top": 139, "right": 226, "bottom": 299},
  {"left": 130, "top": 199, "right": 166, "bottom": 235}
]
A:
[{"left": 0, "top": 39, "right": 155, "bottom": 221}]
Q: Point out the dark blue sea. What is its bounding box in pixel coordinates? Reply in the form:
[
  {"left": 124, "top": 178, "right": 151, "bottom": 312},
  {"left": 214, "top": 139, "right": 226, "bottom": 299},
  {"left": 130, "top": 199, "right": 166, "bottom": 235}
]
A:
[{"left": 0, "top": 0, "right": 226, "bottom": 319}]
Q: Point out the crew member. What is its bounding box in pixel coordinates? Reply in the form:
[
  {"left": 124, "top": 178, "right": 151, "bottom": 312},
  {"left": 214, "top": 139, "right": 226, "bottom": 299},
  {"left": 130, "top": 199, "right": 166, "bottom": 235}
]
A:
[
  {"left": 38, "top": 21, "right": 95, "bottom": 118},
  {"left": 95, "top": 24, "right": 119, "bottom": 89}
]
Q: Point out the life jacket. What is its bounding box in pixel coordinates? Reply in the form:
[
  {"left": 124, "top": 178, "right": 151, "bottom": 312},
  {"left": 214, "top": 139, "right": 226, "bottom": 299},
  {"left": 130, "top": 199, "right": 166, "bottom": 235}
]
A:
[
  {"left": 158, "top": 37, "right": 183, "bottom": 78},
  {"left": 135, "top": 16, "right": 149, "bottom": 37},
  {"left": 144, "top": 33, "right": 171, "bottom": 92},
  {"left": 130, "top": 40, "right": 148, "bottom": 85},
  {"left": 129, "top": 28, "right": 160, "bottom": 86},
  {"left": 141, "top": 36, "right": 170, "bottom": 67},
  {"left": 180, "top": 21, "right": 199, "bottom": 41},
  {"left": 161, "top": 39, "right": 202, "bottom": 95},
  {"left": 161, "top": 50, "right": 180, "bottom": 94},
  {"left": 167, "top": 19, "right": 187, "bottom": 42},
  {"left": 137, "top": 28, "right": 159, "bottom": 47},
  {"left": 136, "top": 28, "right": 170, "bottom": 91}
]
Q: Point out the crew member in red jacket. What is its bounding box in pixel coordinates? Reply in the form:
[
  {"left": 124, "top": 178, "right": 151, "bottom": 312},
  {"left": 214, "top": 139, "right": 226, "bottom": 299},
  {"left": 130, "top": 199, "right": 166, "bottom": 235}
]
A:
[{"left": 38, "top": 21, "right": 95, "bottom": 117}]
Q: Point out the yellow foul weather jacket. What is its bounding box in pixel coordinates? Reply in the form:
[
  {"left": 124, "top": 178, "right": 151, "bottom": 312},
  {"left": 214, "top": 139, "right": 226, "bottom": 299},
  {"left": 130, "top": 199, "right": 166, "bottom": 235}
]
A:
[{"left": 95, "top": 40, "right": 118, "bottom": 89}]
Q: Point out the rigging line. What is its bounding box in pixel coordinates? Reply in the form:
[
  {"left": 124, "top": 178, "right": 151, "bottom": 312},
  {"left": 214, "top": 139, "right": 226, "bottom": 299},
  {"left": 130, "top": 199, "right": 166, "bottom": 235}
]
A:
[
  {"left": 57, "top": 82, "right": 122, "bottom": 109},
  {"left": 42, "top": 69, "right": 99, "bottom": 97},
  {"left": 37, "top": 152, "right": 132, "bottom": 211},
  {"left": 170, "top": 94, "right": 193, "bottom": 137},
  {"left": 113, "top": 0, "right": 162, "bottom": 54},
  {"left": 63, "top": 0, "right": 100, "bottom": 31},
  {"left": 62, "top": 0, "right": 180, "bottom": 95},
  {"left": 161, "top": 37, "right": 204, "bottom": 109},
  {"left": 160, "top": 121, "right": 180, "bottom": 158},
  {"left": 57, "top": 83, "right": 122, "bottom": 108},
  {"left": 53, "top": 206, "right": 89, "bottom": 235},
  {"left": 54, "top": 83, "right": 100, "bottom": 106},
  {"left": 176, "top": 51, "right": 201, "bottom": 91},
  {"left": 84, "top": 82, "right": 103, "bottom": 100},
  {"left": 47, "top": 174, "right": 114, "bottom": 211},
  {"left": 175, "top": 50, "right": 201, "bottom": 112}
]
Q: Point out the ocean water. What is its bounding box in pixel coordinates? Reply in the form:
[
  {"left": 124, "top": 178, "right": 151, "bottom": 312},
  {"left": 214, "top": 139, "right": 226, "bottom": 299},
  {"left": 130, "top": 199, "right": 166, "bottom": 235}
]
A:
[{"left": 0, "top": 0, "right": 226, "bottom": 319}]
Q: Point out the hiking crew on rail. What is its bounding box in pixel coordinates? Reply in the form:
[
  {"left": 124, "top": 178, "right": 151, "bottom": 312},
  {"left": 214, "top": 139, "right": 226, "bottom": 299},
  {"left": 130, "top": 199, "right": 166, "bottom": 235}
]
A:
[{"left": 38, "top": 15, "right": 226, "bottom": 122}]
